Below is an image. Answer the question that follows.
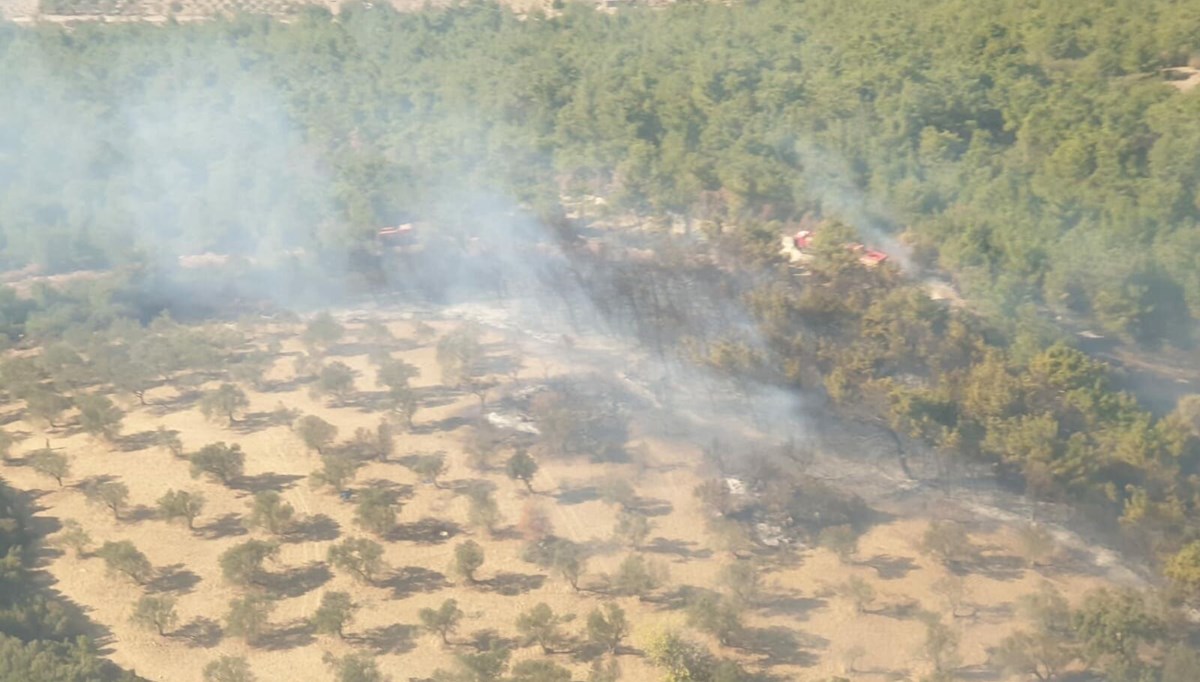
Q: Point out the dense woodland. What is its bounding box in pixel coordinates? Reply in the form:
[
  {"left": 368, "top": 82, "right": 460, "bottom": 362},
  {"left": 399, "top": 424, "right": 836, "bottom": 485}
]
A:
[
  {"left": 3, "top": 0, "right": 1200, "bottom": 679},
  {"left": 2, "top": 0, "right": 1200, "bottom": 342},
  {"left": 0, "top": 478, "right": 145, "bottom": 681}
]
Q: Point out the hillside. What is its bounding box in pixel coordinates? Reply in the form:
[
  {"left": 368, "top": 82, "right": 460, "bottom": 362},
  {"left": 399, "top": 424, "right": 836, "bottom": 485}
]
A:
[{"left": 2, "top": 1, "right": 1200, "bottom": 679}]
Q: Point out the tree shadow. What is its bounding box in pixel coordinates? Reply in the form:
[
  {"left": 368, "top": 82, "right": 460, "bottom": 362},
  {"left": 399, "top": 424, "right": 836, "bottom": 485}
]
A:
[
  {"left": 258, "top": 619, "right": 316, "bottom": 651},
  {"left": 849, "top": 665, "right": 914, "bottom": 680},
  {"left": 448, "top": 478, "right": 496, "bottom": 494},
  {"left": 481, "top": 572, "right": 545, "bottom": 596},
  {"left": 262, "top": 561, "right": 332, "bottom": 599},
  {"left": 232, "top": 472, "right": 304, "bottom": 493},
  {"left": 116, "top": 430, "right": 161, "bottom": 452},
  {"left": 734, "top": 626, "right": 826, "bottom": 667},
  {"left": 72, "top": 473, "right": 118, "bottom": 491},
  {"left": 482, "top": 354, "right": 521, "bottom": 377},
  {"left": 412, "top": 415, "right": 472, "bottom": 434},
  {"left": 873, "top": 599, "right": 923, "bottom": 620},
  {"left": 385, "top": 566, "right": 450, "bottom": 599},
  {"left": 231, "top": 412, "right": 276, "bottom": 434},
  {"left": 643, "top": 537, "right": 713, "bottom": 560},
  {"left": 418, "top": 385, "right": 467, "bottom": 409},
  {"left": 148, "top": 564, "right": 201, "bottom": 594},
  {"left": 861, "top": 554, "right": 918, "bottom": 580},
  {"left": 389, "top": 517, "right": 461, "bottom": 544},
  {"left": 466, "top": 628, "right": 518, "bottom": 653},
  {"left": 954, "top": 664, "right": 1003, "bottom": 681},
  {"left": 972, "top": 601, "right": 1015, "bottom": 624},
  {"left": 487, "top": 525, "right": 523, "bottom": 541},
  {"left": 648, "top": 585, "right": 696, "bottom": 611},
  {"left": 203, "top": 513, "right": 247, "bottom": 539},
  {"left": 360, "top": 479, "right": 415, "bottom": 501},
  {"left": 555, "top": 485, "right": 598, "bottom": 505},
  {"left": 965, "top": 551, "right": 1025, "bottom": 582},
  {"left": 175, "top": 616, "right": 222, "bottom": 648},
  {"left": 282, "top": 514, "right": 340, "bottom": 543},
  {"left": 354, "top": 623, "right": 419, "bottom": 655},
  {"left": 759, "top": 594, "right": 827, "bottom": 621},
  {"left": 150, "top": 389, "right": 201, "bottom": 415},
  {"left": 259, "top": 376, "right": 313, "bottom": 393},
  {"left": 326, "top": 341, "right": 375, "bottom": 358},
  {"left": 629, "top": 496, "right": 673, "bottom": 517},
  {"left": 124, "top": 504, "right": 157, "bottom": 523},
  {"left": 351, "top": 389, "right": 391, "bottom": 412}
]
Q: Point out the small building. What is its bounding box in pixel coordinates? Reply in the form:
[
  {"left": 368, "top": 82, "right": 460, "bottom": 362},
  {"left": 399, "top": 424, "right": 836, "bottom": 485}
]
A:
[
  {"left": 377, "top": 223, "right": 414, "bottom": 240},
  {"left": 781, "top": 228, "right": 889, "bottom": 267},
  {"left": 858, "top": 248, "right": 888, "bottom": 267}
]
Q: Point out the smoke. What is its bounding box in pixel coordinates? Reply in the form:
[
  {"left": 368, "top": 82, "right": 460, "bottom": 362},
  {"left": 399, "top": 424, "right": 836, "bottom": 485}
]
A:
[
  {"left": 0, "top": 14, "right": 836, "bottom": 461},
  {"left": 793, "top": 141, "right": 914, "bottom": 271},
  {"left": 0, "top": 27, "right": 343, "bottom": 310}
]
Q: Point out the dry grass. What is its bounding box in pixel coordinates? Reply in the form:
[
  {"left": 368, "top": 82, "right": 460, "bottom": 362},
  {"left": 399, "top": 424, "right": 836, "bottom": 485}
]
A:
[{"left": 0, "top": 314, "right": 1118, "bottom": 681}]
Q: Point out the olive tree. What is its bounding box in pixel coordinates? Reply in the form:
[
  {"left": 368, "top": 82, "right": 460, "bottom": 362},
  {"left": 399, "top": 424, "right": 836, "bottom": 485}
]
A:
[
  {"left": 29, "top": 449, "right": 69, "bottom": 486},
  {"left": 311, "top": 362, "right": 357, "bottom": 406},
  {"left": 56, "top": 519, "right": 92, "bottom": 557},
  {"left": 302, "top": 312, "right": 344, "bottom": 352},
  {"left": 717, "top": 561, "right": 761, "bottom": 607},
  {"left": 611, "top": 554, "right": 667, "bottom": 600},
  {"left": 246, "top": 491, "right": 296, "bottom": 535},
  {"left": 294, "top": 415, "right": 338, "bottom": 455},
  {"left": 75, "top": 394, "right": 124, "bottom": 441},
  {"left": 818, "top": 524, "right": 859, "bottom": 563},
  {"left": 409, "top": 452, "right": 447, "bottom": 488},
  {"left": 586, "top": 603, "right": 628, "bottom": 654},
  {"left": 203, "top": 656, "right": 256, "bottom": 682},
  {"left": 840, "top": 575, "right": 877, "bottom": 614},
  {"left": 25, "top": 388, "right": 71, "bottom": 428},
  {"left": 452, "top": 540, "right": 485, "bottom": 584},
  {"left": 510, "top": 660, "right": 572, "bottom": 682},
  {"left": 153, "top": 426, "right": 184, "bottom": 458},
  {"left": 613, "top": 510, "right": 652, "bottom": 549},
  {"left": 311, "top": 591, "right": 357, "bottom": 639},
  {"left": 921, "top": 520, "right": 974, "bottom": 567},
  {"left": 389, "top": 384, "right": 419, "bottom": 431},
  {"left": 686, "top": 592, "right": 742, "bottom": 646},
  {"left": 505, "top": 450, "right": 539, "bottom": 493},
  {"left": 552, "top": 540, "right": 587, "bottom": 592},
  {"left": 465, "top": 485, "right": 502, "bottom": 535},
  {"left": 219, "top": 540, "right": 279, "bottom": 587},
  {"left": 322, "top": 652, "right": 387, "bottom": 682},
  {"left": 85, "top": 479, "right": 129, "bottom": 520},
  {"left": 920, "top": 614, "right": 961, "bottom": 675},
  {"left": 225, "top": 595, "right": 275, "bottom": 645},
  {"left": 96, "top": 540, "right": 153, "bottom": 584},
  {"left": 376, "top": 359, "right": 419, "bottom": 395},
  {"left": 328, "top": 537, "right": 386, "bottom": 584},
  {"left": 189, "top": 442, "right": 245, "bottom": 485},
  {"left": 310, "top": 454, "right": 360, "bottom": 493},
  {"left": 354, "top": 488, "right": 399, "bottom": 537},
  {"left": 436, "top": 325, "right": 483, "bottom": 388},
  {"left": 131, "top": 595, "right": 177, "bottom": 636},
  {"left": 419, "top": 598, "right": 463, "bottom": 645},
  {"left": 516, "top": 603, "right": 573, "bottom": 654},
  {"left": 200, "top": 383, "right": 250, "bottom": 425},
  {"left": 157, "top": 489, "right": 205, "bottom": 530}
]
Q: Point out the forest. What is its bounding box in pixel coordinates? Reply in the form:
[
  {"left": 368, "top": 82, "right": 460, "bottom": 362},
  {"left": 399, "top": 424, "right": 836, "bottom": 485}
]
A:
[
  {"left": 1, "top": 0, "right": 1200, "bottom": 680},
  {"left": 1, "top": 0, "right": 1200, "bottom": 342}
]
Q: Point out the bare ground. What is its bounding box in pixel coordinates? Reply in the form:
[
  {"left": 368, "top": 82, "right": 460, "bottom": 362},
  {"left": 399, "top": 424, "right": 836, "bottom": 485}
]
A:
[{"left": 0, "top": 307, "right": 1138, "bottom": 681}]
